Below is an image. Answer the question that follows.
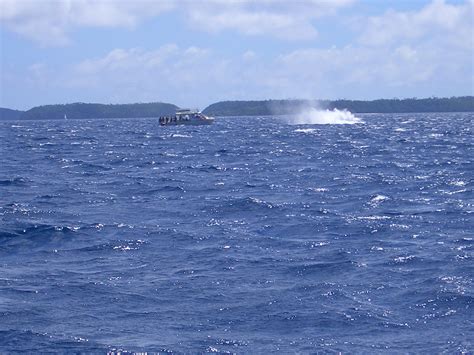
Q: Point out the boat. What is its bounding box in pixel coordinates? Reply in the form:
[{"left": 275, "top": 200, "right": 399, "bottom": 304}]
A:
[{"left": 159, "top": 109, "right": 214, "bottom": 126}]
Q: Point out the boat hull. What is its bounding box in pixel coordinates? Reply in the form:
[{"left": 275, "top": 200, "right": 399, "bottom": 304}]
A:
[{"left": 159, "top": 118, "right": 214, "bottom": 126}]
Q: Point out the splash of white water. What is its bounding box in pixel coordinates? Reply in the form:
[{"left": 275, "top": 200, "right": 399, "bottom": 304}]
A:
[{"left": 289, "top": 107, "right": 362, "bottom": 125}]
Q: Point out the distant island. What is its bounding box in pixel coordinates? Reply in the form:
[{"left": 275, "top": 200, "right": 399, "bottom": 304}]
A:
[
  {"left": 202, "top": 97, "right": 474, "bottom": 116},
  {"left": 1, "top": 97, "right": 473, "bottom": 120},
  {"left": 0, "top": 102, "right": 178, "bottom": 121},
  {"left": 0, "top": 108, "right": 23, "bottom": 120}
]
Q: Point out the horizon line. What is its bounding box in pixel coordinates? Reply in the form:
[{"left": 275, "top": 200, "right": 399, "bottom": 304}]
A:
[{"left": 2, "top": 95, "right": 473, "bottom": 112}]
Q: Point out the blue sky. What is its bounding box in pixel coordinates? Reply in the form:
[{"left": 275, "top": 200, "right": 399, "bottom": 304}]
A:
[{"left": 1, "top": 0, "right": 473, "bottom": 110}]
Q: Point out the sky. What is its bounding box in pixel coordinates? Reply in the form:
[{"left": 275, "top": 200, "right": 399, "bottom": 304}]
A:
[{"left": 0, "top": 0, "right": 473, "bottom": 110}]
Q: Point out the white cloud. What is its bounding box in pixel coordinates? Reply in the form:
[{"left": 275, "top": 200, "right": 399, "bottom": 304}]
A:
[
  {"left": 6, "top": 1, "right": 472, "bottom": 107},
  {"left": 56, "top": 37, "right": 469, "bottom": 108},
  {"left": 186, "top": 6, "right": 318, "bottom": 40},
  {"left": 75, "top": 45, "right": 180, "bottom": 75},
  {"left": 0, "top": 0, "right": 174, "bottom": 46},
  {"left": 61, "top": 44, "right": 219, "bottom": 106},
  {"left": 242, "top": 50, "right": 257, "bottom": 61},
  {"left": 184, "top": 0, "right": 354, "bottom": 40},
  {"left": 352, "top": 0, "right": 473, "bottom": 93},
  {"left": 359, "top": 0, "right": 473, "bottom": 50},
  {"left": 0, "top": 0, "right": 354, "bottom": 45},
  {"left": 267, "top": 0, "right": 473, "bottom": 98},
  {"left": 273, "top": 45, "right": 436, "bottom": 94},
  {"left": 27, "top": 62, "right": 48, "bottom": 85}
]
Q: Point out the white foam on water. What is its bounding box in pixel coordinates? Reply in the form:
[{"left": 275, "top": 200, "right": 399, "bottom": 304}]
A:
[
  {"left": 294, "top": 128, "right": 317, "bottom": 133},
  {"left": 449, "top": 180, "right": 466, "bottom": 187},
  {"left": 394, "top": 255, "right": 416, "bottom": 263},
  {"left": 288, "top": 107, "right": 362, "bottom": 125},
  {"left": 369, "top": 194, "right": 390, "bottom": 206},
  {"left": 310, "top": 187, "right": 328, "bottom": 192},
  {"left": 170, "top": 133, "right": 192, "bottom": 138},
  {"left": 371, "top": 194, "right": 389, "bottom": 202},
  {"left": 357, "top": 215, "right": 391, "bottom": 220}
]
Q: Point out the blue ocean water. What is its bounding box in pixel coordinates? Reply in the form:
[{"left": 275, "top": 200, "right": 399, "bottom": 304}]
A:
[{"left": 0, "top": 112, "right": 472, "bottom": 353}]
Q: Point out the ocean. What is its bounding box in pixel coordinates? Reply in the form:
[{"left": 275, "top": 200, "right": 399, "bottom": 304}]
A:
[{"left": 0, "top": 112, "right": 472, "bottom": 352}]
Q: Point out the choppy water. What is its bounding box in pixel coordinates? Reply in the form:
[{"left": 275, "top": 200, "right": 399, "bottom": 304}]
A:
[{"left": 0, "top": 113, "right": 473, "bottom": 353}]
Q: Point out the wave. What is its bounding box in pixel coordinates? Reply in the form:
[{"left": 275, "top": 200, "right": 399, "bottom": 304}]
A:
[
  {"left": 0, "top": 329, "right": 107, "bottom": 352},
  {"left": 0, "top": 177, "right": 30, "bottom": 186},
  {"left": 170, "top": 133, "right": 192, "bottom": 138},
  {"left": 77, "top": 239, "right": 147, "bottom": 253},
  {"left": 147, "top": 185, "right": 185, "bottom": 193},
  {"left": 217, "top": 196, "right": 276, "bottom": 215},
  {"left": 0, "top": 223, "right": 78, "bottom": 240}
]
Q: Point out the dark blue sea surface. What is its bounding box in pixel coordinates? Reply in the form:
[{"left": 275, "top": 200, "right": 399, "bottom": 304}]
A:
[{"left": 0, "top": 113, "right": 472, "bottom": 353}]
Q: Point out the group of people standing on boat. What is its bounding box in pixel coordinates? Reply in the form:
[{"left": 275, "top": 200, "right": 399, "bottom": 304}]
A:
[{"left": 159, "top": 114, "right": 191, "bottom": 125}]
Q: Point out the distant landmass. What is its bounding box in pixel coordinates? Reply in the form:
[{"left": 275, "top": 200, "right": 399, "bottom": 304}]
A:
[
  {"left": 202, "top": 96, "right": 474, "bottom": 116},
  {"left": 0, "top": 108, "right": 24, "bottom": 120},
  {"left": 0, "top": 102, "right": 178, "bottom": 120},
  {"left": 1, "top": 97, "right": 473, "bottom": 120}
]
